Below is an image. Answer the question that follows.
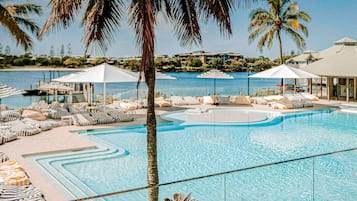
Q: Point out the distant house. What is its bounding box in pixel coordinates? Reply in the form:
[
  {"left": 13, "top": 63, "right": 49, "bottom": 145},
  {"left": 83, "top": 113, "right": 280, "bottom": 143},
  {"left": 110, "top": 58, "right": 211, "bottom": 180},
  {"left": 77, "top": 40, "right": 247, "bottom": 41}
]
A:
[
  {"left": 174, "top": 51, "right": 243, "bottom": 64},
  {"left": 286, "top": 50, "right": 319, "bottom": 67}
]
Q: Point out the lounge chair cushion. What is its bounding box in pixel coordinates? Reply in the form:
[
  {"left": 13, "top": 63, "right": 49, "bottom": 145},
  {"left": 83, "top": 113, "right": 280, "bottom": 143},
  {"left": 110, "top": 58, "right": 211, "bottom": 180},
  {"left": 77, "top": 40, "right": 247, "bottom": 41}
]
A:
[
  {"left": 21, "top": 110, "right": 46, "bottom": 121},
  {"left": 234, "top": 96, "right": 251, "bottom": 105},
  {"left": 203, "top": 96, "right": 214, "bottom": 105}
]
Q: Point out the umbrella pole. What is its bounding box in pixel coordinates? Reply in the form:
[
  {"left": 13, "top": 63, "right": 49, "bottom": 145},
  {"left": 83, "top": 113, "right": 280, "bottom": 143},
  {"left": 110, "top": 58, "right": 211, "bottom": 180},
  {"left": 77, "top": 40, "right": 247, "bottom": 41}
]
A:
[
  {"left": 103, "top": 82, "right": 106, "bottom": 112},
  {"left": 214, "top": 78, "right": 217, "bottom": 105},
  {"left": 294, "top": 79, "right": 297, "bottom": 94},
  {"left": 283, "top": 78, "right": 285, "bottom": 96},
  {"left": 280, "top": 78, "right": 283, "bottom": 95}
]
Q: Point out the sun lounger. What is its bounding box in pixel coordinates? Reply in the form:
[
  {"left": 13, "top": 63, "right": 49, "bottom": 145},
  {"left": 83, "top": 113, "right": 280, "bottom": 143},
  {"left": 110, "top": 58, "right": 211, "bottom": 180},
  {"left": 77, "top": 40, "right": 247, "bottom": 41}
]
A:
[
  {"left": 301, "top": 93, "right": 319, "bottom": 101},
  {"left": 250, "top": 97, "right": 268, "bottom": 105},
  {"left": 48, "top": 107, "right": 71, "bottom": 119},
  {"left": 0, "top": 110, "right": 21, "bottom": 122},
  {"left": 0, "top": 129, "right": 17, "bottom": 143},
  {"left": 170, "top": 96, "right": 186, "bottom": 105},
  {"left": 270, "top": 101, "right": 294, "bottom": 109},
  {"left": 182, "top": 96, "right": 200, "bottom": 105},
  {"left": 285, "top": 94, "right": 313, "bottom": 108},
  {"left": 155, "top": 97, "right": 172, "bottom": 107},
  {"left": 0, "top": 184, "right": 45, "bottom": 200},
  {"left": 202, "top": 96, "right": 215, "bottom": 105},
  {"left": 119, "top": 101, "right": 138, "bottom": 110},
  {"left": 90, "top": 111, "right": 115, "bottom": 124},
  {"left": 21, "top": 118, "right": 55, "bottom": 131},
  {"left": 106, "top": 110, "right": 135, "bottom": 122},
  {"left": 216, "top": 96, "right": 231, "bottom": 105},
  {"left": 0, "top": 152, "right": 9, "bottom": 163},
  {"left": 72, "top": 113, "right": 97, "bottom": 126},
  {"left": 4, "top": 120, "right": 42, "bottom": 137},
  {"left": 231, "top": 96, "right": 251, "bottom": 105}
]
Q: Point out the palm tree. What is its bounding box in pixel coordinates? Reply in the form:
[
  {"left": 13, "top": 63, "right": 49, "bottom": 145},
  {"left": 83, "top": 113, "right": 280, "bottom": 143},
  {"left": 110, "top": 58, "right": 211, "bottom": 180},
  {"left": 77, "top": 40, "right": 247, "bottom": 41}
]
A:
[
  {"left": 0, "top": 1, "right": 41, "bottom": 50},
  {"left": 248, "top": 0, "right": 311, "bottom": 64},
  {"left": 39, "top": 1, "right": 247, "bottom": 200}
]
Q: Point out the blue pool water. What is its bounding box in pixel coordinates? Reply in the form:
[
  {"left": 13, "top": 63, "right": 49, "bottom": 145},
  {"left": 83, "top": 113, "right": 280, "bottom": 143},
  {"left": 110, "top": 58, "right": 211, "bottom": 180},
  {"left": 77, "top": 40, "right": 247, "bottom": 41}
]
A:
[{"left": 33, "top": 109, "right": 357, "bottom": 200}]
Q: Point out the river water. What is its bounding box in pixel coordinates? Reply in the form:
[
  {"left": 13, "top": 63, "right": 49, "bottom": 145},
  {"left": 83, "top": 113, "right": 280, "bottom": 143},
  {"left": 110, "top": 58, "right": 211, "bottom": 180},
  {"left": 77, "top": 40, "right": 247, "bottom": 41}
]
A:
[{"left": 0, "top": 71, "right": 280, "bottom": 108}]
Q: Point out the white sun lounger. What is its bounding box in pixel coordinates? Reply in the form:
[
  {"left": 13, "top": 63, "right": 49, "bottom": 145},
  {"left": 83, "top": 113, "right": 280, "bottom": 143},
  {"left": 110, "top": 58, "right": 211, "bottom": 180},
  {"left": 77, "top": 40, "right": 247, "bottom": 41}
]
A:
[
  {"left": 21, "top": 118, "right": 55, "bottom": 131},
  {"left": 106, "top": 110, "right": 135, "bottom": 122},
  {"left": 0, "top": 129, "right": 17, "bottom": 143},
  {"left": 4, "top": 120, "right": 42, "bottom": 136},
  {"left": 72, "top": 113, "right": 97, "bottom": 126},
  {"left": 0, "top": 110, "right": 21, "bottom": 122},
  {"left": 90, "top": 111, "right": 115, "bottom": 124}
]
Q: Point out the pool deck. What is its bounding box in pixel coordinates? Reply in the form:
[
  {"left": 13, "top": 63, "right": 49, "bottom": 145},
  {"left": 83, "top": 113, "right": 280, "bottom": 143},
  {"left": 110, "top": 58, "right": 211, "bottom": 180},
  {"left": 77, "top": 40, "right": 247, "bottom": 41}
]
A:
[{"left": 0, "top": 101, "right": 342, "bottom": 201}]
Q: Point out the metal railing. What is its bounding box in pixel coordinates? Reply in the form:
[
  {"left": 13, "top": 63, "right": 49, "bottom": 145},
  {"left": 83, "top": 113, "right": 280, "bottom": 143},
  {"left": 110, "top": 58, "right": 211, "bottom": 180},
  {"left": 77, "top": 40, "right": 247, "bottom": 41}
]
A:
[{"left": 73, "top": 147, "right": 357, "bottom": 201}]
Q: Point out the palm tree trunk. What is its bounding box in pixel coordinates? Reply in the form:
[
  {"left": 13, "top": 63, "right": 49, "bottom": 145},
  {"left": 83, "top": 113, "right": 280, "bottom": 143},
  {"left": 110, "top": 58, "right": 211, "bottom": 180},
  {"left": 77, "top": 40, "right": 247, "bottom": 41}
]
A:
[
  {"left": 140, "top": 1, "right": 159, "bottom": 201},
  {"left": 277, "top": 29, "right": 284, "bottom": 94},
  {"left": 277, "top": 30, "right": 284, "bottom": 64}
]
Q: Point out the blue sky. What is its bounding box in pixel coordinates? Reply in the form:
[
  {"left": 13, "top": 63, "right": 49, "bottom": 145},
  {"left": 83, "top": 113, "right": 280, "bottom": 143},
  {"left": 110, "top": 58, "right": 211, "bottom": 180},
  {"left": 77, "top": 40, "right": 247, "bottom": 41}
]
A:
[{"left": 1, "top": 0, "right": 357, "bottom": 59}]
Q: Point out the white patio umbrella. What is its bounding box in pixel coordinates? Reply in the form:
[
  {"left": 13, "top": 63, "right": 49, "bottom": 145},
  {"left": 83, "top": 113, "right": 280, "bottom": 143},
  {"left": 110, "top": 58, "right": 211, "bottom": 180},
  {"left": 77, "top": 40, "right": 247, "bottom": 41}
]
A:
[
  {"left": 0, "top": 83, "right": 25, "bottom": 108},
  {"left": 53, "top": 63, "right": 138, "bottom": 109},
  {"left": 197, "top": 69, "right": 233, "bottom": 104},
  {"left": 249, "top": 64, "right": 320, "bottom": 94}
]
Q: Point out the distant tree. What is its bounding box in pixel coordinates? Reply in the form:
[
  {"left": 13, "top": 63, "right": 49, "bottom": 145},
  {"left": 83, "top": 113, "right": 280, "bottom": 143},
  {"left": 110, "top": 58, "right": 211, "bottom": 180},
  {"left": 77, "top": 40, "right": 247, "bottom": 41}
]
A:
[
  {"left": 186, "top": 56, "right": 202, "bottom": 67},
  {"left": 67, "top": 43, "right": 71, "bottom": 56},
  {"left": 50, "top": 45, "right": 54, "bottom": 56},
  {"left": 0, "top": 43, "right": 2, "bottom": 54},
  {"left": 60, "top": 44, "right": 65, "bottom": 58},
  {"left": 248, "top": 0, "right": 311, "bottom": 64},
  {"left": 5, "top": 45, "right": 10, "bottom": 55},
  {"left": 63, "top": 58, "right": 80, "bottom": 67},
  {"left": 208, "top": 58, "right": 223, "bottom": 70},
  {"left": 90, "top": 57, "right": 106, "bottom": 66}
]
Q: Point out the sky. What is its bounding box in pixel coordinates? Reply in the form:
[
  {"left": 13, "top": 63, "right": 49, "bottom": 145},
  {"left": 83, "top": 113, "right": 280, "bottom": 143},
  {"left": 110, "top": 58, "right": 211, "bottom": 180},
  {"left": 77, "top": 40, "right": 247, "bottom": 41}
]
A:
[{"left": 1, "top": 0, "right": 357, "bottom": 59}]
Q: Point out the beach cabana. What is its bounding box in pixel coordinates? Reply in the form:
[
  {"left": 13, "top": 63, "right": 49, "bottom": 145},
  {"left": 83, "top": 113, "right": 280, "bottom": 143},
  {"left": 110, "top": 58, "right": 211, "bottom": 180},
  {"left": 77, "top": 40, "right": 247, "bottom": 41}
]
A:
[
  {"left": 197, "top": 69, "right": 233, "bottom": 104},
  {"left": 302, "top": 37, "right": 357, "bottom": 102},
  {"left": 53, "top": 63, "right": 138, "bottom": 109},
  {"left": 249, "top": 64, "right": 319, "bottom": 95}
]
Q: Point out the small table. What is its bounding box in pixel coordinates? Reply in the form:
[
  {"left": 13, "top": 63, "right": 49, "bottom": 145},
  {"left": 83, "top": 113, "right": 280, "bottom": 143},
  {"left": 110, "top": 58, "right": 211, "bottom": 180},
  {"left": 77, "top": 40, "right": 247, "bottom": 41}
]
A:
[{"left": 61, "top": 116, "right": 73, "bottom": 125}]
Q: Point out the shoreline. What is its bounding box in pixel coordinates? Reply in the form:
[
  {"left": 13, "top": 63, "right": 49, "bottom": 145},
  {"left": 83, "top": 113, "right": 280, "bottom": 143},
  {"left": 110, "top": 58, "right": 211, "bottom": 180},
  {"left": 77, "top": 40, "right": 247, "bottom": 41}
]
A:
[{"left": 0, "top": 66, "right": 85, "bottom": 71}]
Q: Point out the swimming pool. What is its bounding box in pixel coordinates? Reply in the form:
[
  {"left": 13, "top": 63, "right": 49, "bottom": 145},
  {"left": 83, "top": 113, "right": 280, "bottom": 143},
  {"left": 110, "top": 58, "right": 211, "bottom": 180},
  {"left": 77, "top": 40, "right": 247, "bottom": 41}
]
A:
[{"left": 31, "top": 109, "right": 357, "bottom": 200}]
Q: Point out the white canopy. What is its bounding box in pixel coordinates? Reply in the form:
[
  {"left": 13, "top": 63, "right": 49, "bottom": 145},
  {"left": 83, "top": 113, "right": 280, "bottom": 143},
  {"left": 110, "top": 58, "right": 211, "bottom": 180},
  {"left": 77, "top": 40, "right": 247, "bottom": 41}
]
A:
[
  {"left": 197, "top": 69, "right": 234, "bottom": 79},
  {"left": 197, "top": 69, "right": 233, "bottom": 104},
  {"left": 53, "top": 63, "right": 138, "bottom": 83},
  {"left": 0, "top": 84, "right": 24, "bottom": 106},
  {"left": 53, "top": 63, "right": 138, "bottom": 109},
  {"left": 249, "top": 64, "right": 320, "bottom": 79}
]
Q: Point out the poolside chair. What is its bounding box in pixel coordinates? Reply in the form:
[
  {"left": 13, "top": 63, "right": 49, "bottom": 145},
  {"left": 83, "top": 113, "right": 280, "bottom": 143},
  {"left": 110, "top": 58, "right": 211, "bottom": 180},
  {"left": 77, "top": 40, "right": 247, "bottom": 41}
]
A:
[
  {"left": 0, "top": 152, "right": 9, "bottom": 163},
  {"left": 22, "top": 118, "right": 54, "bottom": 131},
  {"left": 183, "top": 96, "right": 200, "bottom": 105},
  {"left": 0, "top": 184, "right": 45, "bottom": 201},
  {"left": 119, "top": 101, "right": 138, "bottom": 110},
  {"left": 0, "top": 129, "right": 17, "bottom": 143},
  {"left": 301, "top": 93, "right": 319, "bottom": 101},
  {"left": 232, "top": 96, "right": 251, "bottom": 105},
  {"left": 0, "top": 110, "right": 21, "bottom": 122},
  {"left": 202, "top": 96, "right": 215, "bottom": 105},
  {"left": 170, "top": 96, "right": 186, "bottom": 105},
  {"left": 155, "top": 97, "right": 172, "bottom": 107},
  {"left": 48, "top": 106, "right": 71, "bottom": 119},
  {"left": 250, "top": 97, "right": 268, "bottom": 105},
  {"left": 67, "top": 104, "right": 87, "bottom": 114},
  {"left": 106, "top": 110, "right": 135, "bottom": 122},
  {"left": 4, "top": 120, "right": 42, "bottom": 137},
  {"left": 89, "top": 111, "right": 115, "bottom": 124},
  {"left": 72, "top": 113, "right": 97, "bottom": 126}
]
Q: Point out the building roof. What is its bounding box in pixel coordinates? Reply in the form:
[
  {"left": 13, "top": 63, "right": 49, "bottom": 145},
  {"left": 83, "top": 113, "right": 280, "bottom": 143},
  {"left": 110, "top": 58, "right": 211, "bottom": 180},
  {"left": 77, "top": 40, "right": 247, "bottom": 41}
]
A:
[
  {"left": 302, "top": 42, "right": 357, "bottom": 77},
  {"left": 287, "top": 50, "right": 318, "bottom": 63}
]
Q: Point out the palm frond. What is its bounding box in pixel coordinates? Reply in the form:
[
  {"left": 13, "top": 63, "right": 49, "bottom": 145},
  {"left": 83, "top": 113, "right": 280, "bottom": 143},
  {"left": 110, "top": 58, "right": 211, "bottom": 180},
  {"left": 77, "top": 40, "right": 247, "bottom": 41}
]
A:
[
  {"left": 257, "top": 29, "right": 274, "bottom": 52},
  {"left": 198, "top": 0, "right": 235, "bottom": 37},
  {"left": 14, "top": 17, "right": 39, "bottom": 34},
  {"left": 296, "top": 11, "right": 311, "bottom": 22},
  {"left": 39, "top": 0, "right": 83, "bottom": 38},
  {"left": 0, "top": 4, "right": 36, "bottom": 50},
  {"left": 10, "top": 3, "right": 42, "bottom": 16},
  {"left": 82, "top": 0, "right": 124, "bottom": 53},
  {"left": 282, "top": 1, "right": 298, "bottom": 17},
  {"left": 166, "top": 0, "right": 201, "bottom": 47},
  {"left": 284, "top": 27, "right": 306, "bottom": 50},
  {"left": 248, "top": 24, "right": 269, "bottom": 44}
]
